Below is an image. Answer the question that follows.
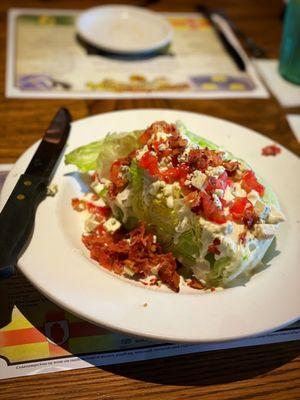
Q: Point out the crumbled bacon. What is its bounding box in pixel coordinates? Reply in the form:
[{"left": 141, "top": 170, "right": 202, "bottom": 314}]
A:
[
  {"left": 72, "top": 198, "right": 86, "bottom": 211},
  {"left": 238, "top": 230, "right": 247, "bottom": 244},
  {"left": 139, "top": 121, "right": 177, "bottom": 145},
  {"left": 188, "top": 278, "right": 204, "bottom": 290},
  {"left": 82, "top": 222, "right": 180, "bottom": 292},
  {"left": 223, "top": 161, "right": 240, "bottom": 177},
  {"left": 243, "top": 208, "right": 259, "bottom": 229},
  {"left": 261, "top": 144, "right": 281, "bottom": 156},
  {"left": 208, "top": 238, "right": 221, "bottom": 255}
]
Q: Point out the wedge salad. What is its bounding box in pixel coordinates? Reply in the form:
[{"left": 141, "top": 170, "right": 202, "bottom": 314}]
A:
[{"left": 65, "top": 121, "right": 285, "bottom": 292}]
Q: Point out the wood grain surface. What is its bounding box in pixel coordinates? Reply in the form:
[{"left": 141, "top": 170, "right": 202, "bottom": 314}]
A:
[{"left": 0, "top": 0, "right": 299, "bottom": 399}]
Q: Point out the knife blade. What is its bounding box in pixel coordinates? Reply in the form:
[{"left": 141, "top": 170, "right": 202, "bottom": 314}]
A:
[{"left": 0, "top": 107, "right": 72, "bottom": 279}]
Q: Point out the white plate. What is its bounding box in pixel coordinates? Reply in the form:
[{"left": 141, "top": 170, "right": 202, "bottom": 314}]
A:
[
  {"left": 76, "top": 6, "right": 173, "bottom": 54},
  {"left": 1, "top": 109, "right": 300, "bottom": 343}
]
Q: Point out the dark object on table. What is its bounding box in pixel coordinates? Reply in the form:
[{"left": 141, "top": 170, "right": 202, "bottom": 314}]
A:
[
  {"left": 0, "top": 108, "right": 72, "bottom": 279},
  {"left": 197, "top": 5, "right": 246, "bottom": 71},
  {"left": 217, "top": 10, "right": 267, "bottom": 58}
]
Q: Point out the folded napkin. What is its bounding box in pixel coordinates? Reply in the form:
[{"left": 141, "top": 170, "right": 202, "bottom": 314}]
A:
[{"left": 254, "top": 59, "right": 300, "bottom": 107}]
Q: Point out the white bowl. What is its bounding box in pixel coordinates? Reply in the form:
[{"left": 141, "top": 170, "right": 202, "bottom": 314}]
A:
[{"left": 76, "top": 5, "right": 173, "bottom": 55}]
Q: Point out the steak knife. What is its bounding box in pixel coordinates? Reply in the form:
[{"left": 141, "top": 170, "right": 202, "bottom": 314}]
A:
[{"left": 0, "top": 107, "right": 72, "bottom": 279}]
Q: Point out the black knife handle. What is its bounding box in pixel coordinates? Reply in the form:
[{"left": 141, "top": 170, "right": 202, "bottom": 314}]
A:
[{"left": 0, "top": 174, "right": 48, "bottom": 279}]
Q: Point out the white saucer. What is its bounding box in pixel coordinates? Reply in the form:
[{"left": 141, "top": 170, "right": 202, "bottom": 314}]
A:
[{"left": 76, "top": 5, "right": 173, "bottom": 55}]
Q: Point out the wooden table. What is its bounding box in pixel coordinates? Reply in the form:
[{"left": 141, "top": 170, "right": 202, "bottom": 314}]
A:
[{"left": 1, "top": 0, "right": 299, "bottom": 398}]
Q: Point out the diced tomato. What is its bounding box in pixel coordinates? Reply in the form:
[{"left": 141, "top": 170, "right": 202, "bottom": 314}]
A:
[
  {"left": 160, "top": 167, "right": 178, "bottom": 183},
  {"left": 229, "top": 197, "right": 248, "bottom": 214},
  {"left": 227, "top": 178, "right": 234, "bottom": 187},
  {"left": 139, "top": 151, "right": 159, "bottom": 176},
  {"left": 229, "top": 197, "right": 254, "bottom": 224},
  {"left": 216, "top": 171, "right": 228, "bottom": 190},
  {"left": 205, "top": 171, "right": 228, "bottom": 194},
  {"left": 201, "top": 192, "right": 227, "bottom": 224},
  {"left": 152, "top": 140, "right": 165, "bottom": 153},
  {"left": 204, "top": 177, "right": 217, "bottom": 194},
  {"left": 241, "top": 170, "right": 265, "bottom": 196},
  {"left": 210, "top": 210, "right": 227, "bottom": 224},
  {"left": 86, "top": 203, "right": 111, "bottom": 218},
  {"left": 178, "top": 163, "right": 190, "bottom": 180}
]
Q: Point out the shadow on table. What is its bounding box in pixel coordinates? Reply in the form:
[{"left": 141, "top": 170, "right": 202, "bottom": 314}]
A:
[
  {"left": 0, "top": 269, "right": 299, "bottom": 387},
  {"left": 76, "top": 34, "right": 173, "bottom": 61},
  {"left": 100, "top": 340, "right": 300, "bottom": 387}
]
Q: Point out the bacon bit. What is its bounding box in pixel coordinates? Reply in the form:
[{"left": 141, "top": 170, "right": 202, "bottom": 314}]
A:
[
  {"left": 185, "top": 191, "right": 201, "bottom": 208},
  {"left": 82, "top": 222, "right": 180, "bottom": 292},
  {"left": 188, "top": 278, "right": 204, "bottom": 290},
  {"left": 262, "top": 144, "right": 281, "bottom": 156},
  {"left": 188, "top": 148, "right": 224, "bottom": 171},
  {"left": 91, "top": 172, "right": 98, "bottom": 182},
  {"left": 139, "top": 121, "right": 177, "bottom": 145},
  {"left": 243, "top": 209, "right": 259, "bottom": 229},
  {"left": 210, "top": 287, "right": 216, "bottom": 292},
  {"left": 107, "top": 184, "right": 119, "bottom": 200},
  {"left": 223, "top": 161, "right": 240, "bottom": 176},
  {"left": 158, "top": 264, "right": 180, "bottom": 293},
  {"left": 72, "top": 198, "right": 86, "bottom": 211},
  {"left": 110, "top": 157, "right": 131, "bottom": 189},
  {"left": 238, "top": 231, "right": 247, "bottom": 244},
  {"left": 208, "top": 238, "right": 221, "bottom": 255}
]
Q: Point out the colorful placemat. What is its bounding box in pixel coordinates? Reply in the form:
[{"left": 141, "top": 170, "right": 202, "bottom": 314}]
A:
[{"left": 6, "top": 9, "right": 268, "bottom": 99}]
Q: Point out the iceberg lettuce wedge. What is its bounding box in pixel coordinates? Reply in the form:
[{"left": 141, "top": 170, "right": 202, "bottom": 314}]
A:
[{"left": 65, "top": 121, "right": 284, "bottom": 288}]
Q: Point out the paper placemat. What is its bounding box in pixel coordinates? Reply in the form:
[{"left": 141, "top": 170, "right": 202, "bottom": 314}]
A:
[
  {"left": 255, "top": 59, "right": 300, "bottom": 107},
  {"left": 1, "top": 165, "right": 299, "bottom": 381},
  {"left": 5, "top": 8, "right": 268, "bottom": 99}
]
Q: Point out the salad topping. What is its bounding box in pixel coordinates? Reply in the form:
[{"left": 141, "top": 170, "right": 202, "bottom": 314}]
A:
[
  {"left": 107, "top": 121, "right": 263, "bottom": 228},
  {"left": 66, "top": 120, "right": 285, "bottom": 291}
]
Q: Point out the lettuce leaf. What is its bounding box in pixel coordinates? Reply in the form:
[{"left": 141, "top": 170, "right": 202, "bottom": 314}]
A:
[
  {"left": 207, "top": 257, "right": 231, "bottom": 285},
  {"left": 168, "top": 229, "right": 201, "bottom": 267},
  {"left": 65, "top": 130, "right": 142, "bottom": 174},
  {"left": 176, "top": 121, "right": 218, "bottom": 150},
  {"left": 65, "top": 140, "right": 103, "bottom": 172},
  {"left": 97, "top": 130, "right": 142, "bottom": 178}
]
